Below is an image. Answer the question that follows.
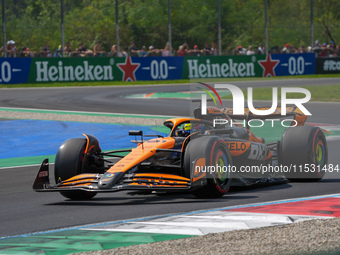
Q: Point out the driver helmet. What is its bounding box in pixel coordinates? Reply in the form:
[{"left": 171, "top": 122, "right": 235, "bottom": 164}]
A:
[
  {"left": 184, "top": 123, "right": 205, "bottom": 134},
  {"left": 183, "top": 123, "right": 192, "bottom": 135}
]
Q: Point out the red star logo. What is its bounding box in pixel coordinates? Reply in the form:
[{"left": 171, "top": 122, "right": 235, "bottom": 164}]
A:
[
  {"left": 117, "top": 57, "right": 140, "bottom": 81},
  {"left": 258, "top": 54, "right": 279, "bottom": 77}
]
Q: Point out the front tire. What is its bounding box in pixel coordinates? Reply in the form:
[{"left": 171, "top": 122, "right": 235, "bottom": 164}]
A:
[
  {"left": 280, "top": 126, "right": 327, "bottom": 181},
  {"left": 55, "top": 138, "right": 97, "bottom": 200},
  {"left": 184, "top": 136, "right": 232, "bottom": 198}
]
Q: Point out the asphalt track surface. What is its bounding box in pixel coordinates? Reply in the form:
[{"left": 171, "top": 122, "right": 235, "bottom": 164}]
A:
[{"left": 1, "top": 78, "right": 340, "bottom": 238}]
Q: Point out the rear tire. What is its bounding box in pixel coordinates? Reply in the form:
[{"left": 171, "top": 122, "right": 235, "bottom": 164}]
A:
[
  {"left": 280, "top": 126, "right": 327, "bottom": 182},
  {"left": 184, "top": 136, "right": 232, "bottom": 198},
  {"left": 55, "top": 138, "right": 97, "bottom": 200}
]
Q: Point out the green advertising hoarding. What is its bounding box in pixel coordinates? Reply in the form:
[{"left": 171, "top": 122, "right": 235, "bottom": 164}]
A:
[{"left": 182, "top": 55, "right": 264, "bottom": 79}]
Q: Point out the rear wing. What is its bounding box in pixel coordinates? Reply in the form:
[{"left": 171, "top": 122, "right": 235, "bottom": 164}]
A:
[{"left": 222, "top": 106, "right": 308, "bottom": 126}]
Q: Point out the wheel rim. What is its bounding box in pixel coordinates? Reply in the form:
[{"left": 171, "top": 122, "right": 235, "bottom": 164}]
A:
[
  {"left": 315, "top": 139, "right": 325, "bottom": 166},
  {"left": 214, "top": 149, "right": 229, "bottom": 184}
]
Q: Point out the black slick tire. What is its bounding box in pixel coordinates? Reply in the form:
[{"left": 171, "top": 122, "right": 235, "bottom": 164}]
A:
[
  {"left": 54, "top": 138, "right": 97, "bottom": 200},
  {"left": 280, "top": 126, "right": 327, "bottom": 182}
]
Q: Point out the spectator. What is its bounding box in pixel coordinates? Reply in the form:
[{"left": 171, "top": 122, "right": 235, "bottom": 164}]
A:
[
  {"left": 334, "top": 45, "right": 340, "bottom": 56},
  {"left": 189, "top": 45, "right": 202, "bottom": 56},
  {"left": 246, "top": 45, "right": 255, "bottom": 55},
  {"left": 110, "top": 44, "right": 118, "bottom": 56},
  {"left": 12, "top": 40, "right": 17, "bottom": 57},
  {"left": 203, "top": 42, "right": 211, "bottom": 56},
  {"left": 19, "top": 47, "right": 30, "bottom": 57},
  {"left": 327, "top": 44, "right": 335, "bottom": 56},
  {"left": 76, "top": 42, "right": 93, "bottom": 57},
  {"left": 298, "top": 46, "right": 306, "bottom": 53},
  {"left": 93, "top": 40, "right": 105, "bottom": 57},
  {"left": 40, "top": 44, "right": 52, "bottom": 57},
  {"left": 122, "top": 47, "right": 129, "bottom": 57},
  {"left": 330, "top": 41, "right": 336, "bottom": 52},
  {"left": 312, "top": 42, "right": 323, "bottom": 57},
  {"left": 129, "top": 42, "right": 139, "bottom": 57},
  {"left": 177, "top": 43, "right": 188, "bottom": 56},
  {"left": 281, "top": 43, "right": 290, "bottom": 53},
  {"left": 147, "top": 45, "right": 160, "bottom": 56},
  {"left": 235, "top": 46, "right": 246, "bottom": 55},
  {"left": 139, "top": 46, "right": 148, "bottom": 57},
  {"left": 269, "top": 46, "right": 279, "bottom": 54},
  {"left": 111, "top": 45, "right": 128, "bottom": 57},
  {"left": 64, "top": 42, "right": 72, "bottom": 57},
  {"left": 161, "top": 42, "right": 170, "bottom": 57},
  {"left": 211, "top": 42, "right": 218, "bottom": 56},
  {"left": 6, "top": 40, "right": 17, "bottom": 57},
  {"left": 314, "top": 40, "right": 321, "bottom": 48},
  {"left": 290, "top": 45, "right": 297, "bottom": 53},
  {"left": 257, "top": 43, "right": 265, "bottom": 54},
  {"left": 54, "top": 48, "right": 62, "bottom": 57},
  {"left": 319, "top": 43, "right": 330, "bottom": 57}
]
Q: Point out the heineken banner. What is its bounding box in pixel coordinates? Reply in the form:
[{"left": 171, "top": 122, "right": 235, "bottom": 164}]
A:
[
  {"left": 183, "top": 55, "right": 260, "bottom": 78},
  {"left": 0, "top": 53, "right": 317, "bottom": 84},
  {"left": 315, "top": 57, "right": 340, "bottom": 74},
  {"left": 28, "top": 57, "right": 184, "bottom": 83},
  {"left": 182, "top": 53, "right": 316, "bottom": 79}
]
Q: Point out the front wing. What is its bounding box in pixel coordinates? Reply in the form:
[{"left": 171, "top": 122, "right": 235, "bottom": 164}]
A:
[{"left": 33, "top": 159, "right": 192, "bottom": 193}]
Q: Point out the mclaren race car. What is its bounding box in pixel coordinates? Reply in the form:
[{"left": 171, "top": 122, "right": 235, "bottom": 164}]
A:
[{"left": 33, "top": 105, "right": 328, "bottom": 200}]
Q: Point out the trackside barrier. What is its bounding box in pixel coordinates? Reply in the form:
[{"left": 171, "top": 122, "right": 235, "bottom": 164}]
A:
[
  {"left": 316, "top": 57, "right": 340, "bottom": 74},
  {"left": 0, "top": 53, "right": 333, "bottom": 84}
]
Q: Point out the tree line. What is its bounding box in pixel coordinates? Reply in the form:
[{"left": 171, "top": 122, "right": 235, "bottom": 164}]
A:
[{"left": 2, "top": 0, "right": 340, "bottom": 54}]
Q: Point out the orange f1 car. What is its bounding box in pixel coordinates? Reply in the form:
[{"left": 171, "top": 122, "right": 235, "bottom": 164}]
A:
[{"left": 33, "top": 106, "right": 328, "bottom": 200}]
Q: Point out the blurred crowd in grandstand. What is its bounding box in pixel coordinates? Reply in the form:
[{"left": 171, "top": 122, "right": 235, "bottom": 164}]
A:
[
  {"left": 1, "top": 39, "right": 339, "bottom": 58},
  {"left": 235, "top": 40, "right": 340, "bottom": 57}
]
